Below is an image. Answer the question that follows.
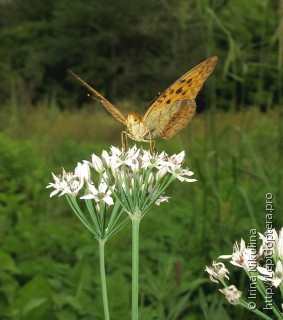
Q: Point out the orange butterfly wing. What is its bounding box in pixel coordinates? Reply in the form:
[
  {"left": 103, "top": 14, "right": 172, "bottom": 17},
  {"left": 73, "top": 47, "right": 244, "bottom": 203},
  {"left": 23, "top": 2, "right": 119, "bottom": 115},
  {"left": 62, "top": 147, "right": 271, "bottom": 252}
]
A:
[
  {"left": 68, "top": 70, "right": 127, "bottom": 125},
  {"left": 143, "top": 56, "right": 218, "bottom": 139}
]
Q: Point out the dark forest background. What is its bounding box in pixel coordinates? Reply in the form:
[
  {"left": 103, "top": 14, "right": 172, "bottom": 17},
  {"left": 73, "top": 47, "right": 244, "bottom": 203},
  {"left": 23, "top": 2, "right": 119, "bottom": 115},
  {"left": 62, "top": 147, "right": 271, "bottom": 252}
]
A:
[{"left": 0, "top": 0, "right": 282, "bottom": 110}]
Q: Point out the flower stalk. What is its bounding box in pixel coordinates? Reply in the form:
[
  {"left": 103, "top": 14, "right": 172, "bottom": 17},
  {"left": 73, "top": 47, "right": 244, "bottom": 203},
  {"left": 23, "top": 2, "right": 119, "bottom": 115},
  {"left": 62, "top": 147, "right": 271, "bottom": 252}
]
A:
[
  {"left": 131, "top": 215, "right": 141, "bottom": 320},
  {"left": 99, "top": 239, "right": 110, "bottom": 320}
]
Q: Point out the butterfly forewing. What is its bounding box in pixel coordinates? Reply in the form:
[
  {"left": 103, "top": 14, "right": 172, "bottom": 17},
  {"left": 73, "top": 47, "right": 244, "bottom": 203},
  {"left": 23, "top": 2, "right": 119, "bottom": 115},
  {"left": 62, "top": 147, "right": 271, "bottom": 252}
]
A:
[
  {"left": 142, "top": 56, "right": 218, "bottom": 138},
  {"left": 68, "top": 70, "right": 127, "bottom": 125}
]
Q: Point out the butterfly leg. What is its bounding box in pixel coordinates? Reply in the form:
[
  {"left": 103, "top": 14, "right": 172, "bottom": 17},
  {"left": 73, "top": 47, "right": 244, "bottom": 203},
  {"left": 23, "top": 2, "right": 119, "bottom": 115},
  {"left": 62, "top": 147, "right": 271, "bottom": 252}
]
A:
[
  {"left": 150, "top": 140, "right": 156, "bottom": 155},
  {"left": 121, "top": 131, "right": 128, "bottom": 152},
  {"left": 148, "top": 131, "right": 156, "bottom": 155}
]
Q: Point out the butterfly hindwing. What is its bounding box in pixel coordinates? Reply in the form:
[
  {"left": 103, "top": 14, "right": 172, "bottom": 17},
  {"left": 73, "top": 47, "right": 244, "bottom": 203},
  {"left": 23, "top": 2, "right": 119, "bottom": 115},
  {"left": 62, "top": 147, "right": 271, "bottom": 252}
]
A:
[{"left": 145, "top": 99, "right": 196, "bottom": 139}]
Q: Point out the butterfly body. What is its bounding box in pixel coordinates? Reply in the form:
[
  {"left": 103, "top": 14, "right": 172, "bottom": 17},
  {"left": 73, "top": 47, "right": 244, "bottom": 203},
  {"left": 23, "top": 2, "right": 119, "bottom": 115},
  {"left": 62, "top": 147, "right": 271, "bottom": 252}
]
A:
[
  {"left": 126, "top": 112, "right": 150, "bottom": 142},
  {"left": 69, "top": 56, "right": 218, "bottom": 149}
]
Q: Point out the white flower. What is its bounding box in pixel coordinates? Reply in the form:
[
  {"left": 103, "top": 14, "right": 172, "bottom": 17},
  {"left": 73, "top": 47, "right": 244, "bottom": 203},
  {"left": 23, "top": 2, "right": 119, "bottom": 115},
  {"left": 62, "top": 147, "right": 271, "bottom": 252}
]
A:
[
  {"left": 168, "top": 151, "right": 185, "bottom": 166},
  {"left": 75, "top": 162, "right": 91, "bottom": 182},
  {"left": 258, "top": 260, "right": 283, "bottom": 288},
  {"left": 47, "top": 169, "right": 82, "bottom": 197},
  {"left": 101, "top": 150, "right": 111, "bottom": 168},
  {"left": 219, "top": 285, "right": 242, "bottom": 305},
  {"left": 109, "top": 145, "right": 139, "bottom": 170},
  {"left": 169, "top": 166, "right": 197, "bottom": 183},
  {"left": 81, "top": 181, "right": 114, "bottom": 206},
  {"left": 205, "top": 261, "right": 230, "bottom": 283},
  {"left": 219, "top": 239, "right": 257, "bottom": 271},
  {"left": 110, "top": 145, "right": 122, "bottom": 158},
  {"left": 125, "top": 158, "right": 141, "bottom": 172},
  {"left": 140, "top": 150, "right": 168, "bottom": 169},
  {"left": 258, "top": 229, "right": 278, "bottom": 258},
  {"left": 156, "top": 166, "right": 168, "bottom": 179},
  {"left": 155, "top": 196, "right": 170, "bottom": 206},
  {"left": 89, "top": 154, "right": 104, "bottom": 172},
  {"left": 277, "top": 228, "right": 283, "bottom": 259}
]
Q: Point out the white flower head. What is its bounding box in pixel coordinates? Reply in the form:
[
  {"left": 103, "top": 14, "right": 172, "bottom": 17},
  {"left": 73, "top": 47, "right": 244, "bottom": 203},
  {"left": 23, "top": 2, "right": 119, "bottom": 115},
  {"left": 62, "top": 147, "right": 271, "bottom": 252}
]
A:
[
  {"left": 258, "top": 260, "right": 283, "bottom": 288},
  {"left": 205, "top": 261, "right": 230, "bottom": 283},
  {"left": 219, "top": 239, "right": 257, "bottom": 271},
  {"left": 219, "top": 285, "right": 242, "bottom": 305},
  {"left": 47, "top": 168, "right": 83, "bottom": 197},
  {"left": 48, "top": 146, "right": 197, "bottom": 215}
]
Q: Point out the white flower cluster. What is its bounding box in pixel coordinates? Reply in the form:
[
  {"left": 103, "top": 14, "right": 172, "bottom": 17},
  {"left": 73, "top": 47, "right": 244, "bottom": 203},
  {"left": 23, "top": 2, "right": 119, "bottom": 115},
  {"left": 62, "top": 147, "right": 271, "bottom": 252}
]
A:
[
  {"left": 47, "top": 146, "right": 196, "bottom": 213},
  {"left": 206, "top": 227, "right": 283, "bottom": 307}
]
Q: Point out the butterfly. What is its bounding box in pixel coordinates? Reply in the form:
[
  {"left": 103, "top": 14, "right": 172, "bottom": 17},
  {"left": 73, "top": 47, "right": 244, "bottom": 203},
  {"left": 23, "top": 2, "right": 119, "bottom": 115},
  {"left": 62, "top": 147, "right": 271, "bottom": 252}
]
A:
[{"left": 69, "top": 56, "right": 218, "bottom": 152}]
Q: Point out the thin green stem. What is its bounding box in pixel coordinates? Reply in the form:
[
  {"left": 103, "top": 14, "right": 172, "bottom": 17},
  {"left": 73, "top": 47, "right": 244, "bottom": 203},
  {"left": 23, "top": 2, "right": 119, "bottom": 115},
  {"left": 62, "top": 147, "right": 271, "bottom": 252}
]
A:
[
  {"left": 131, "top": 215, "right": 141, "bottom": 320},
  {"left": 99, "top": 239, "right": 110, "bottom": 320},
  {"left": 240, "top": 300, "right": 274, "bottom": 320}
]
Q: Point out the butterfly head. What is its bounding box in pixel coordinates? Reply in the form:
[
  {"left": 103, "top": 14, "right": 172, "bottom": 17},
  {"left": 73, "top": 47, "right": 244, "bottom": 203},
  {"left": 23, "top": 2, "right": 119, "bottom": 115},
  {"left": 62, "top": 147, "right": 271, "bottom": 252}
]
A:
[{"left": 126, "top": 112, "right": 143, "bottom": 126}]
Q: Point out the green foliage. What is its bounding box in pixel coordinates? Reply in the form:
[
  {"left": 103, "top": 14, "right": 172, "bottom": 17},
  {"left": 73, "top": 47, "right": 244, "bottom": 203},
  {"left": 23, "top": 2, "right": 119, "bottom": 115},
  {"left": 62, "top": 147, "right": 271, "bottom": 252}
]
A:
[{"left": 0, "top": 104, "right": 281, "bottom": 319}]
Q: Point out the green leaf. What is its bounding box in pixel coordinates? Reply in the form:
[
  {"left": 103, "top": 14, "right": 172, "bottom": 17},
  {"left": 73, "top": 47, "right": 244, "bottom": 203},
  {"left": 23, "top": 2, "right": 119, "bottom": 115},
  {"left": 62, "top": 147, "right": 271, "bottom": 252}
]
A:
[
  {"left": 0, "top": 250, "right": 18, "bottom": 273},
  {"left": 7, "top": 274, "right": 54, "bottom": 320},
  {"left": 56, "top": 308, "right": 78, "bottom": 320}
]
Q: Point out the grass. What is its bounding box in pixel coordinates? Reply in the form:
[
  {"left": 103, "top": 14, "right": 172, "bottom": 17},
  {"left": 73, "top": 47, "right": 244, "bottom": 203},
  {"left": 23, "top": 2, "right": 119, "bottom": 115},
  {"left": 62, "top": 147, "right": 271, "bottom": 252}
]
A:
[{"left": 0, "top": 102, "right": 281, "bottom": 320}]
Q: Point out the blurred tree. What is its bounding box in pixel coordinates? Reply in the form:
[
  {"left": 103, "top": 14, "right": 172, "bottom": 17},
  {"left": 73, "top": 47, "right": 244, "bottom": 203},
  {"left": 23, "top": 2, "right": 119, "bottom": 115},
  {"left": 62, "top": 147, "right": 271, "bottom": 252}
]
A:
[{"left": 0, "top": 0, "right": 281, "bottom": 109}]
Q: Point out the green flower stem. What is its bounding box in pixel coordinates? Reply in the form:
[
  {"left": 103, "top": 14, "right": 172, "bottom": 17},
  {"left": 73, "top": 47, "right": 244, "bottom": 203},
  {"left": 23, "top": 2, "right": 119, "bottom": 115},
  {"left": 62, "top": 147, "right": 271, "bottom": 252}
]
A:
[
  {"left": 240, "top": 300, "right": 275, "bottom": 320},
  {"left": 131, "top": 215, "right": 141, "bottom": 320},
  {"left": 99, "top": 239, "right": 110, "bottom": 320}
]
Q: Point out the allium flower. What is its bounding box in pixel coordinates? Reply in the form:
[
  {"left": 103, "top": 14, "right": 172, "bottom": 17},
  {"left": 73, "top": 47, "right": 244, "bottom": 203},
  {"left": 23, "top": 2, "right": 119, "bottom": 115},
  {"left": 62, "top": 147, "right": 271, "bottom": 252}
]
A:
[
  {"left": 169, "top": 167, "right": 196, "bottom": 182},
  {"left": 155, "top": 196, "right": 170, "bottom": 206},
  {"left": 140, "top": 150, "right": 167, "bottom": 169},
  {"left": 278, "top": 228, "right": 283, "bottom": 259},
  {"left": 47, "top": 146, "right": 196, "bottom": 218},
  {"left": 81, "top": 181, "right": 114, "bottom": 206},
  {"left": 168, "top": 150, "right": 185, "bottom": 166},
  {"left": 219, "top": 285, "right": 242, "bottom": 305},
  {"left": 258, "top": 228, "right": 278, "bottom": 258},
  {"left": 47, "top": 169, "right": 83, "bottom": 197},
  {"left": 259, "top": 227, "right": 283, "bottom": 260},
  {"left": 101, "top": 146, "right": 196, "bottom": 216},
  {"left": 89, "top": 154, "right": 104, "bottom": 173},
  {"left": 258, "top": 260, "right": 283, "bottom": 288},
  {"left": 205, "top": 261, "right": 230, "bottom": 283},
  {"left": 219, "top": 239, "right": 257, "bottom": 271},
  {"left": 75, "top": 162, "right": 91, "bottom": 182}
]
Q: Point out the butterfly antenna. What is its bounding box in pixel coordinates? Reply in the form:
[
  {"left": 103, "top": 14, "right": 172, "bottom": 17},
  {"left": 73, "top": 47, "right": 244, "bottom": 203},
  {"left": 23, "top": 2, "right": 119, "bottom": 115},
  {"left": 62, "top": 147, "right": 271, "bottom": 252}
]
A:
[
  {"left": 146, "top": 91, "right": 162, "bottom": 108},
  {"left": 68, "top": 69, "right": 103, "bottom": 104}
]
